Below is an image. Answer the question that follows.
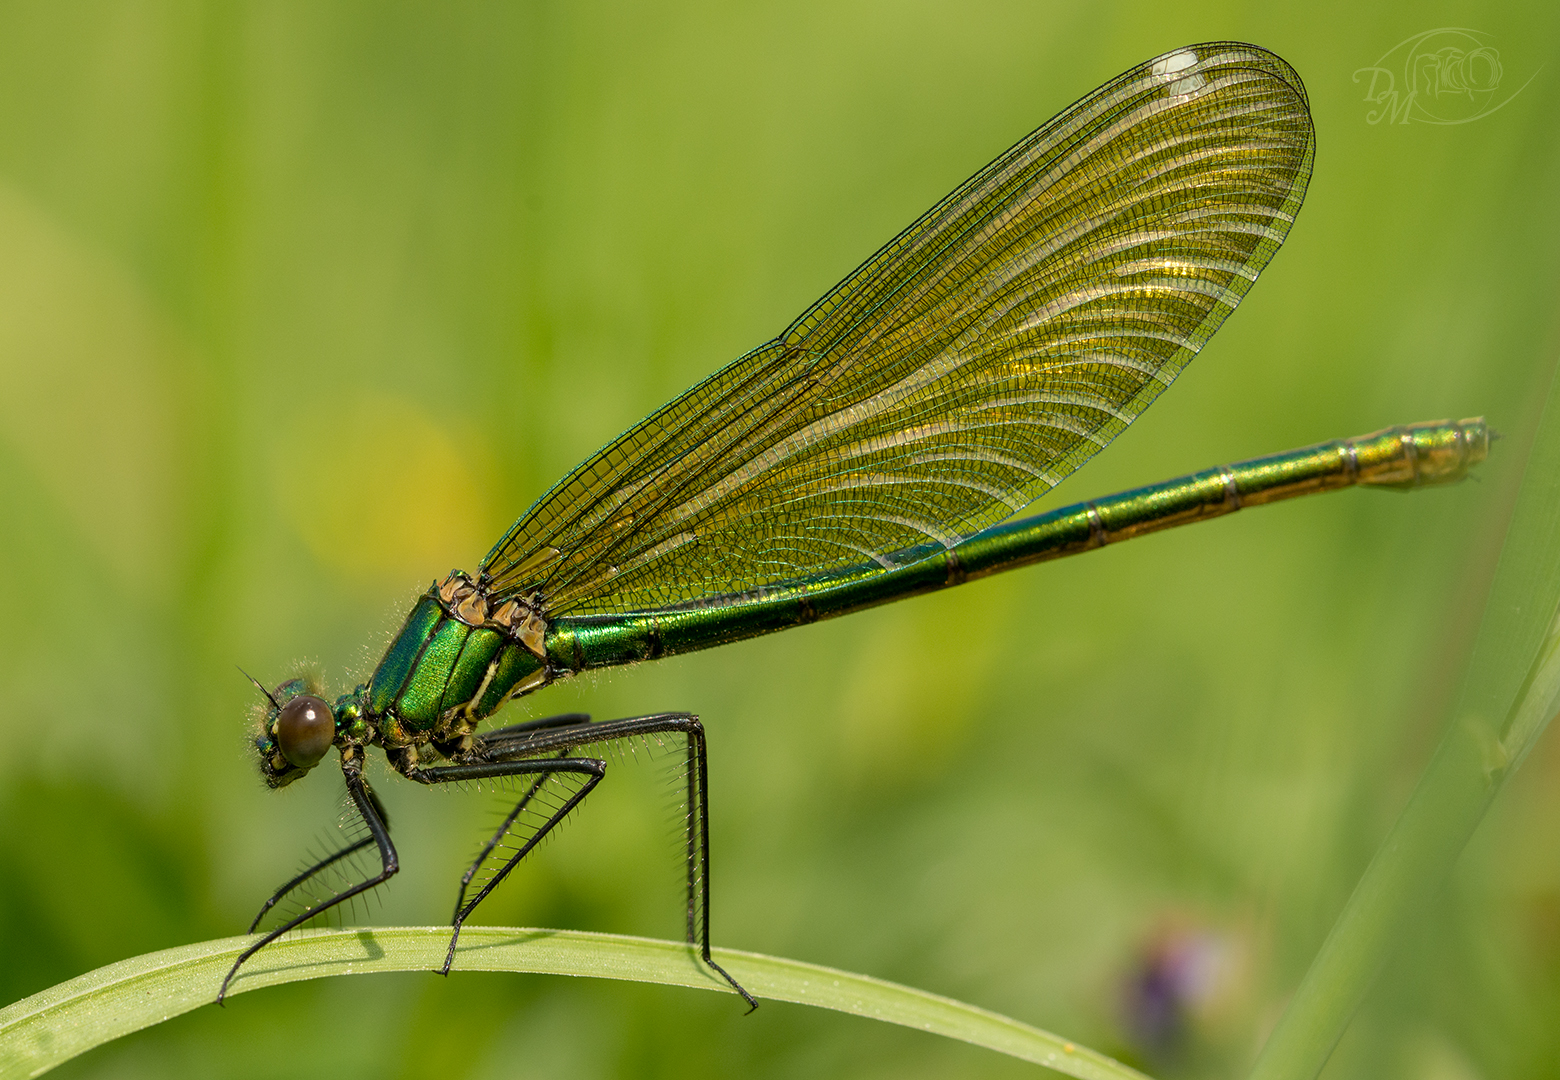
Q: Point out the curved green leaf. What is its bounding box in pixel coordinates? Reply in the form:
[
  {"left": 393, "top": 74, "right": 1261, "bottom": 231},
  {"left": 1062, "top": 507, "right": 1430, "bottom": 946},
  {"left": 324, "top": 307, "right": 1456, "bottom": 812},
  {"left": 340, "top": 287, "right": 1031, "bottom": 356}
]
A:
[{"left": 0, "top": 927, "right": 1151, "bottom": 1080}]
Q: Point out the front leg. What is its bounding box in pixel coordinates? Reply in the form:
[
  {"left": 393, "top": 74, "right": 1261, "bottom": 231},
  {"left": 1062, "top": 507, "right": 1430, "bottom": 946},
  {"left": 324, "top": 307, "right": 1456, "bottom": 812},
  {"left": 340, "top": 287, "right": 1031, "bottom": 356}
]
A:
[
  {"left": 219, "top": 749, "right": 397, "bottom": 1004},
  {"left": 244, "top": 784, "right": 391, "bottom": 933}
]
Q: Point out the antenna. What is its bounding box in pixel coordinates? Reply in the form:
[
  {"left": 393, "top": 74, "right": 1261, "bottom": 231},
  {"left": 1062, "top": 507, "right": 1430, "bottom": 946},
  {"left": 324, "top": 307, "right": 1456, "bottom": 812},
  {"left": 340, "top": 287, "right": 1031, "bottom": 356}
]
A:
[{"left": 237, "top": 666, "right": 282, "bottom": 711}]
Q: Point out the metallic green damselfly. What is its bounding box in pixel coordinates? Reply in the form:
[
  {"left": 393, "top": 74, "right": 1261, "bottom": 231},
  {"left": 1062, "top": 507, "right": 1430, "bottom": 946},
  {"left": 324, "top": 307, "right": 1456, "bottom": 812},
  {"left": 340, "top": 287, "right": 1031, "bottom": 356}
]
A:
[{"left": 224, "top": 42, "right": 1490, "bottom": 1005}]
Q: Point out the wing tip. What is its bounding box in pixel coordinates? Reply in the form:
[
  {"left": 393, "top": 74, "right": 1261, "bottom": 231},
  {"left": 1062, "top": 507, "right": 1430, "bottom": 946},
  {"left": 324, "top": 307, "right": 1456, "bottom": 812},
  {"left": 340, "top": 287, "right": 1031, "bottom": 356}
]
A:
[{"left": 1145, "top": 41, "right": 1311, "bottom": 113}]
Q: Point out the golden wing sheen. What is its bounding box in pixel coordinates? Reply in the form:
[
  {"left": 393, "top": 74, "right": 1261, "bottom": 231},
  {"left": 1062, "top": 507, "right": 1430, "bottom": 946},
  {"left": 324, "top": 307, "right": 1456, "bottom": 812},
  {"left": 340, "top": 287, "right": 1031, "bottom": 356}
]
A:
[{"left": 480, "top": 42, "right": 1315, "bottom": 617}]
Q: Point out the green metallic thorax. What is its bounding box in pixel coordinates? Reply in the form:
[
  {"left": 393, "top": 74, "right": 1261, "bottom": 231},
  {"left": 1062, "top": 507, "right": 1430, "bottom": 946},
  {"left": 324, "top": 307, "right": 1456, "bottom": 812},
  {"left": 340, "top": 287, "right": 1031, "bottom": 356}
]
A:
[{"left": 365, "top": 587, "right": 547, "bottom": 747}]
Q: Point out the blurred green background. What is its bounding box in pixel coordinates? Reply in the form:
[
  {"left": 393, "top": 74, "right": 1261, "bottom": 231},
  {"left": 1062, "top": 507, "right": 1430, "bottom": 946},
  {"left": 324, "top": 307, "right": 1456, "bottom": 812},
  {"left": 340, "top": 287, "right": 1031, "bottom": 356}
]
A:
[{"left": 1, "top": 3, "right": 1557, "bottom": 1078}]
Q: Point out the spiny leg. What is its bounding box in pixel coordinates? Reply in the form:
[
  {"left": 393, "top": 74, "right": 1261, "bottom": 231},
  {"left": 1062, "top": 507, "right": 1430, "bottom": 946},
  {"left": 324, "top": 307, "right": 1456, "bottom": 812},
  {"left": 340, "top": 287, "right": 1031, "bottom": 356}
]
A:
[
  {"left": 449, "top": 749, "right": 573, "bottom": 923},
  {"left": 246, "top": 785, "right": 391, "bottom": 933},
  {"left": 420, "top": 711, "right": 756, "bottom": 1010},
  {"left": 219, "top": 750, "right": 397, "bottom": 1004},
  {"left": 446, "top": 712, "right": 599, "bottom": 928},
  {"left": 481, "top": 712, "right": 593, "bottom": 741},
  {"left": 412, "top": 754, "right": 606, "bottom": 976},
  {"left": 679, "top": 715, "right": 754, "bottom": 1012}
]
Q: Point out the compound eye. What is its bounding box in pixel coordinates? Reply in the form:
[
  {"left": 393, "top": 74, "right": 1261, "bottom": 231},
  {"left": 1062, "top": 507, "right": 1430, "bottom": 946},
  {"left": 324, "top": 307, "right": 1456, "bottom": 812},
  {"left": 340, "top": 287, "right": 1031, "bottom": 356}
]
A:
[{"left": 275, "top": 694, "right": 335, "bottom": 769}]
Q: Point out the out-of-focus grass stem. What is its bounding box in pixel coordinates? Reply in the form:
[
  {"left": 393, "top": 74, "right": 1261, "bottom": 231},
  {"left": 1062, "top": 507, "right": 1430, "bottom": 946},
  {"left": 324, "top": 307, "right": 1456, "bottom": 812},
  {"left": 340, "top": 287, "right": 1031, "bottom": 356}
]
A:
[{"left": 1249, "top": 361, "right": 1560, "bottom": 1080}]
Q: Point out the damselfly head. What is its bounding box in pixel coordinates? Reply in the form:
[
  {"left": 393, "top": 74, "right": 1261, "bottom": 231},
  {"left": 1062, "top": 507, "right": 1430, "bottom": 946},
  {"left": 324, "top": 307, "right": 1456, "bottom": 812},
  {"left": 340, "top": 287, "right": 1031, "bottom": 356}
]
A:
[{"left": 252, "top": 676, "right": 338, "bottom": 788}]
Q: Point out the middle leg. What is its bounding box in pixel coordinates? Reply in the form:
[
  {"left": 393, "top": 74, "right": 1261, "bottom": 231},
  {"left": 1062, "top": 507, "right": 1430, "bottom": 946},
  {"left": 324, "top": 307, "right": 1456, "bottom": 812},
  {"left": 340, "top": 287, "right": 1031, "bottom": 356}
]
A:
[{"left": 416, "top": 712, "right": 756, "bottom": 1009}]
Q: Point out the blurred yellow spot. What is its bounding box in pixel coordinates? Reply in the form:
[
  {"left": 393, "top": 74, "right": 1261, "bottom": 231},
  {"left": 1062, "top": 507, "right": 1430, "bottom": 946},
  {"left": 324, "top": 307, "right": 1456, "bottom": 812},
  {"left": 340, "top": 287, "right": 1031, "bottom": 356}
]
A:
[{"left": 273, "top": 393, "right": 495, "bottom": 584}]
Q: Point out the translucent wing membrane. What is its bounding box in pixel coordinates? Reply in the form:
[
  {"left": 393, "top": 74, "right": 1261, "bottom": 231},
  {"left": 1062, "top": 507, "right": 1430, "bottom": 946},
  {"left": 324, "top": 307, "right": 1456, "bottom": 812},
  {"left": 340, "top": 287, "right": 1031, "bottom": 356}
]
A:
[{"left": 480, "top": 42, "right": 1315, "bottom": 616}]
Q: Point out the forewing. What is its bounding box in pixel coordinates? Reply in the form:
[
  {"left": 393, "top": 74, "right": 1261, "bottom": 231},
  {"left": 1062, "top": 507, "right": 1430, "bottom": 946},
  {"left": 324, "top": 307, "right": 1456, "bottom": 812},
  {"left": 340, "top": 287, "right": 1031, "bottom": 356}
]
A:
[{"left": 481, "top": 43, "right": 1315, "bottom": 616}]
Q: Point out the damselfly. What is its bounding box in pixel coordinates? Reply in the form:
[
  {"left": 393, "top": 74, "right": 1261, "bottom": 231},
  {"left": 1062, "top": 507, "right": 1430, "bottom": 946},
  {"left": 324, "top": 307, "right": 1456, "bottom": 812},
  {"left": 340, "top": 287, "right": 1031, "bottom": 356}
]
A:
[{"left": 224, "top": 42, "right": 1489, "bottom": 1006}]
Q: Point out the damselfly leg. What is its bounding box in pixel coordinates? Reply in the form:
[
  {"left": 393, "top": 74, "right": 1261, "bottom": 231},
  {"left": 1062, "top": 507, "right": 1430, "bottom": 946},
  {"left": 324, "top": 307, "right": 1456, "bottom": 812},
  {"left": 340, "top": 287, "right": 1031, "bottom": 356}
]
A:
[
  {"left": 245, "top": 786, "right": 391, "bottom": 933},
  {"left": 219, "top": 748, "right": 397, "bottom": 1004},
  {"left": 415, "top": 711, "right": 756, "bottom": 1010}
]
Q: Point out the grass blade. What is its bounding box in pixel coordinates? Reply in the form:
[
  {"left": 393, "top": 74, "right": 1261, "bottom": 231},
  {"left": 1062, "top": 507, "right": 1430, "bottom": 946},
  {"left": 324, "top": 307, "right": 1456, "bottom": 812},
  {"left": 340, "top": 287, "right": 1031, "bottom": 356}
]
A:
[{"left": 0, "top": 927, "right": 1151, "bottom": 1080}]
